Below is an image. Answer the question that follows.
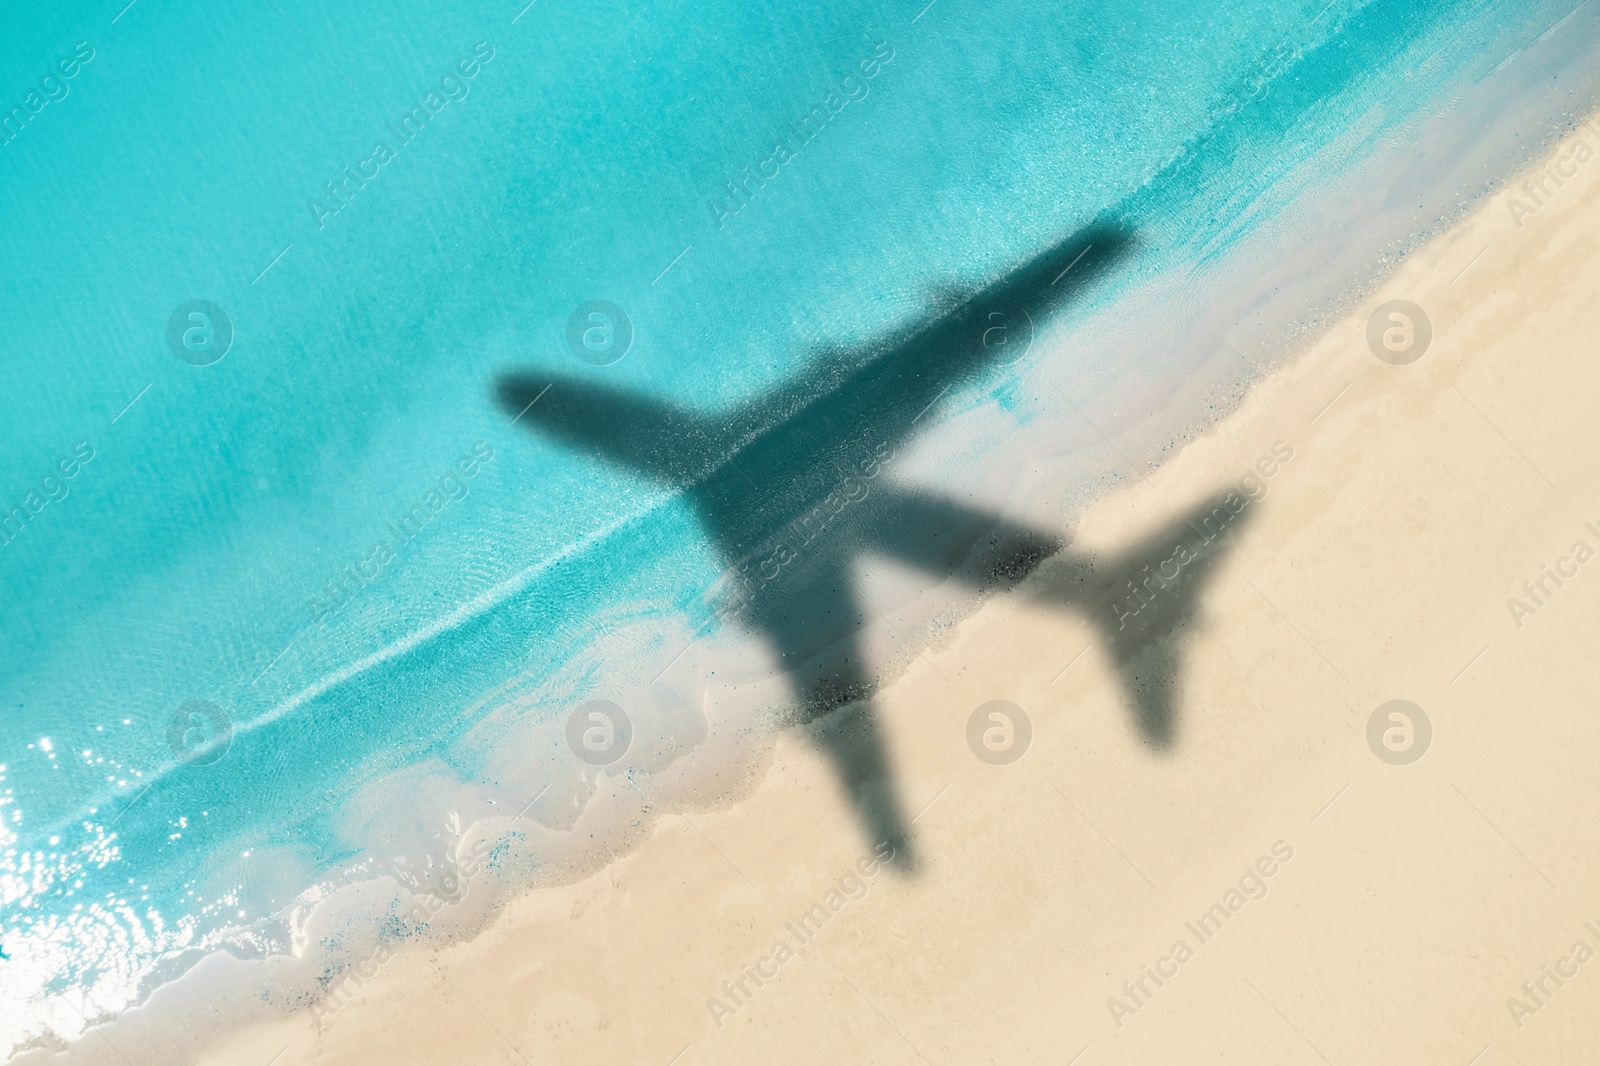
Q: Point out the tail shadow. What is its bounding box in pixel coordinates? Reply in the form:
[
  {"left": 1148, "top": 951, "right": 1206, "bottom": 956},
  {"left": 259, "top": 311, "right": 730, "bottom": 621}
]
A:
[{"left": 1024, "top": 490, "right": 1257, "bottom": 746}]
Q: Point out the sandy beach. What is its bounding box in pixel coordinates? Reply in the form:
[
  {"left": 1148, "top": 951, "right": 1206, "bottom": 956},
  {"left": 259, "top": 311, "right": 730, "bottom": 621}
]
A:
[{"left": 115, "top": 115, "right": 1600, "bottom": 1066}]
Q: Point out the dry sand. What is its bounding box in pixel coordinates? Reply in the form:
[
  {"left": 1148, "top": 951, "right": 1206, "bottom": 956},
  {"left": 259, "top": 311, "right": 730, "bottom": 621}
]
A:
[{"left": 189, "top": 121, "right": 1600, "bottom": 1065}]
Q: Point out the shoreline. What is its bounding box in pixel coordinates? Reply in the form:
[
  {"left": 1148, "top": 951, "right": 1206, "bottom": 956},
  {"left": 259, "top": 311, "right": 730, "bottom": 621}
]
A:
[
  {"left": 15, "top": 12, "right": 1600, "bottom": 1061},
  {"left": 170, "top": 102, "right": 1600, "bottom": 1062}
]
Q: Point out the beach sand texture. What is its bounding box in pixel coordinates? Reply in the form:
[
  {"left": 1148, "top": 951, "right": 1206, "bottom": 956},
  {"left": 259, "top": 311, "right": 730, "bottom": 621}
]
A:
[{"left": 166, "top": 121, "right": 1600, "bottom": 1066}]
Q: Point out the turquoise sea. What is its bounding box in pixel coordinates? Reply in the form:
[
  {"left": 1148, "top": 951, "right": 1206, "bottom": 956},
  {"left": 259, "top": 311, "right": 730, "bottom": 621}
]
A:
[{"left": 2, "top": 0, "right": 1597, "bottom": 1051}]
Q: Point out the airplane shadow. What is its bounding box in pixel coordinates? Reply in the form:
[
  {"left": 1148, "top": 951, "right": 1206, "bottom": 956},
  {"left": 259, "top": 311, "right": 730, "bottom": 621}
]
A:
[{"left": 493, "top": 219, "right": 1253, "bottom": 872}]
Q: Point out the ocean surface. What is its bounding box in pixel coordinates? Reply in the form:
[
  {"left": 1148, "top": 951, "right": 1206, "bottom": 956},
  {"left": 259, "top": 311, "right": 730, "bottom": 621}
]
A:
[{"left": 2, "top": 0, "right": 1597, "bottom": 1052}]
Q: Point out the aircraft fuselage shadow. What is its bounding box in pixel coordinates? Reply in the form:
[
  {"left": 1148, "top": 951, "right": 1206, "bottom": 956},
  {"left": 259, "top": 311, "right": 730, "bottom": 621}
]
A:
[{"left": 493, "top": 220, "right": 1243, "bottom": 872}]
